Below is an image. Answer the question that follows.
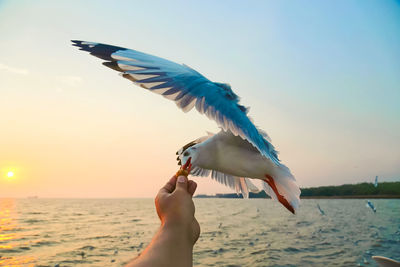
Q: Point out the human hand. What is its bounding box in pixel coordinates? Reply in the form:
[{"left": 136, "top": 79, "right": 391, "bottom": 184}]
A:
[
  {"left": 126, "top": 176, "right": 199, "bottom": 267},
  {"left": 155, "top": 175, "right": 200, "bottom": 245}
]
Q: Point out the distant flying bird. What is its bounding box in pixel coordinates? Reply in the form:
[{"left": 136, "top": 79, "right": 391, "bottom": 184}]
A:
[
  {"left": 366, "top": 200, "right": 376, "bottom": 213},
  {"left": 72, "top": 40, "right": 300, "bottom": 214},
  {"left": 317, "top": 204, "right": 325, "bottom": 215},
  {"left": 374, "top": 176, "right": 378, "bottom": 188}
]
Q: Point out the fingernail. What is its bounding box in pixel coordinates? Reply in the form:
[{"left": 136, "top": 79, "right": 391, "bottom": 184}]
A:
[{"left": 177, "top": 176, "right": 186, "bottom": 183}]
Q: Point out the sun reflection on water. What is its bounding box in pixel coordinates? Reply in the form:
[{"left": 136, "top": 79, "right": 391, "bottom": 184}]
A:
[{"left": 0, "top": 199, "right": 36, "bottom": 266}]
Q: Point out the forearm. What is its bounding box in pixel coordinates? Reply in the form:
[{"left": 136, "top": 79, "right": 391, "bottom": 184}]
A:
[{"left": 126, "top": 223, "right": 193, "bottom": 267}]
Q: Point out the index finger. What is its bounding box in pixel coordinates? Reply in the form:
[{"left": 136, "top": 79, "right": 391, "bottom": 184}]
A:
[
  {"left": 158, "top": 175, "right": 177, "bottom": 195},
  {"left": 188, "top": 180, "right": 197, "bottom": 196}
]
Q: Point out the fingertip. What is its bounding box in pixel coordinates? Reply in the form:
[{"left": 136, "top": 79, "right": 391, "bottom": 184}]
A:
[
  {"left": 175, "top": 175, "right": 189, "bottom": 192},
  {"left": 177, "top": 175, "right": 187, "bottom": 184}
]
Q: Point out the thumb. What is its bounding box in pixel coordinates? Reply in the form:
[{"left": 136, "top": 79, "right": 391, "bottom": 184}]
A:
[{"left": 175, "top": 175, "right": 189, "bottom": 192}]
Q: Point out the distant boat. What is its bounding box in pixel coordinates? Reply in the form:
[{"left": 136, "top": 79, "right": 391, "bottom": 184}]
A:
[
  {"left": 372, "top": 256, "right": 400, "bottom": 267},
  {"left": 366, "top": 200, "right": 376, "bottom": 213},
  {"left": 317, "top": 204, "right": 325, "bottom": 215},
  {"left": 374, "top": 176, "right": 378, "bottom": 188}
]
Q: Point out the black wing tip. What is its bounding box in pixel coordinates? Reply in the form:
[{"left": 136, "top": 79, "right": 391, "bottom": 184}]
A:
[
  {"left": 71, "top": 40, "right": 87, "bottom": 47},
  {"left": 71, "top": 40, "right": 128, "bottom": 61},
  {"left": 70, "top": 40, "right": 97, "bottom": 53}
]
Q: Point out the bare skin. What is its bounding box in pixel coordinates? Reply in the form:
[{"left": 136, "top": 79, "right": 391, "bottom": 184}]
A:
[{"left": 125, "top": 175, "right": 200, "bottom": 267}]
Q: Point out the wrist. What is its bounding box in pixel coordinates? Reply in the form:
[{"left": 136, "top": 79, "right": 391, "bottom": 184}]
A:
[
  {"left": 162, "top": 219, "right": 196, "bottom": 247},
  {"left": 128, "top": 220, "right": 193, "bottom": 267}
]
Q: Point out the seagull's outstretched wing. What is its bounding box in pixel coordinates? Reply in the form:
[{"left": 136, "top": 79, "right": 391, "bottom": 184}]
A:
[{"left": 72, "top": 40, "right": 280, "bottom": 164}]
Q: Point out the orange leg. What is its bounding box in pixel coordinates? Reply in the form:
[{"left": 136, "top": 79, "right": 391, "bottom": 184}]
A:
[{"left": 264, "top": 175, "right": 295, "bottom": 214}]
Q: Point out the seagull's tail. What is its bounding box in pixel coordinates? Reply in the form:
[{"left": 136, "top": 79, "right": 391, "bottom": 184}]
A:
[{"left": 262, "top": 164, "right": 300, "bottom": 214}]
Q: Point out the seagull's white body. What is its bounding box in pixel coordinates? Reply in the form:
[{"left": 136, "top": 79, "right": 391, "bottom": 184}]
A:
[
  {"left": 72, "top": 40, "right": 301, "bottom": 213},
  {"left": 178, "top": 130, "right": 300, "bottom": 212},
  {"left": 196, "top": 131, "right": 270, "bottom": 178}
]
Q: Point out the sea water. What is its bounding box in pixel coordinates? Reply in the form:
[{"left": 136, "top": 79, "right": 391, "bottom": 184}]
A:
[{"left": 0, "top": 198, "right": 399, "bottom": 266}]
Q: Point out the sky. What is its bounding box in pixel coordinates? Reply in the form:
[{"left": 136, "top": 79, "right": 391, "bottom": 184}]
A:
[{"left": 0, "top": 0, "right": 399, "bottom": 198}]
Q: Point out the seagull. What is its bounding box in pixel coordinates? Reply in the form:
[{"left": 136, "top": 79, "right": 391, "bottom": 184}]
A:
[
  {"left": 72, "top": 40, "right": 300, "bottom": 214},
  {"left": 317, "top": 204, "right": 325, "bottom": 215},
  {"left": 366, "top": 200, "right": 376, "bottom": 213}
]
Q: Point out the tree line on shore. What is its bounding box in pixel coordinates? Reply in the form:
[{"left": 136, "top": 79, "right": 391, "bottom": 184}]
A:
[{"left": 195, "top": 181, "right": 400, "bottom": 198}]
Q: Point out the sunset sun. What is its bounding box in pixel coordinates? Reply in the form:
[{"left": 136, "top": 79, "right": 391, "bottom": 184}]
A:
[{"left": 7, "top": 171, "right": 14, "bottom": 178}]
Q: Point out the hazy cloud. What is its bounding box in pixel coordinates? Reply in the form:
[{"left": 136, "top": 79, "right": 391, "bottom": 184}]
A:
[{"left": 0, "top": 63, "right": 29, "bottom": 75}]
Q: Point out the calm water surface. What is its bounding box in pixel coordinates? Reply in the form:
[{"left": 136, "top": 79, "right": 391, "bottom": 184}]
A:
[{"left": 0, "top": 198, "right": 399, "bottom": 266}]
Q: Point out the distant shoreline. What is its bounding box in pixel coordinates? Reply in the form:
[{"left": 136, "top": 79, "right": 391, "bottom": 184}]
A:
[
  {"left": 195, "top": 195, "right": 400, "bottom": 199},
  {"left": 300, "top": 195, "right": 400, "bottom": 199},
  {"left": 195, "top": 181, "right": 400, "bottom": 199}
]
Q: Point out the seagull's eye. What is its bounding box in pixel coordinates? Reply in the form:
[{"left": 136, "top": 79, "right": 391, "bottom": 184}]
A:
[{"left": 183, "top": 151, "right": 189, "bottom": 157}]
